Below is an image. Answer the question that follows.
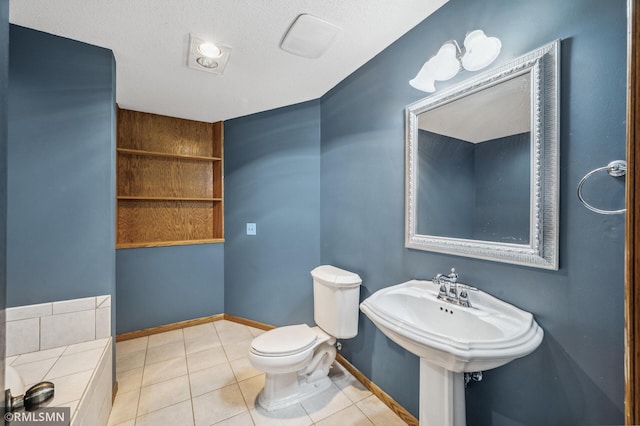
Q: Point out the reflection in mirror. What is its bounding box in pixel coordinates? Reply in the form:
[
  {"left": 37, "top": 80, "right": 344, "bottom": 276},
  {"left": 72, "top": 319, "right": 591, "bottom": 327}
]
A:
[
  {"left": 417, "top": 73, "right": 531, "bottom": 244},
  {"left": 405, "top": 40, "right": 560, "bottom": 270}
]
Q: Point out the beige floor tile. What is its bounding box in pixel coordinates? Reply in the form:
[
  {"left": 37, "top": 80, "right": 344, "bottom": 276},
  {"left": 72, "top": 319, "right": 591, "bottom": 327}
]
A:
[
  {"left": 116, "top": 367, "right": 143, "bottom": 394},
  {"left": 116, "top": 349, "right": 146, "bottom": 373},
  {"left": 189, "top": 362, "right": 237, "bottom": 397},
  {"left": 108, "top": 389, "right": 139, "bottom": 426},
  {"left": 183, "top": 323, "right": 218, "bottom": 341},
  {"left": 212, "top": 411, "right": 254, "bottom": 425},
  {"left": 299, "top": 382, "right": 353, "bottom": 423},
  {"left": 145, "top": 341, "right": 185, "bottom": 365},
  {"left": 218, "top": 327, "right": 254, "bottom": 345},
  {"left": 116, "top": 336, "right": 148, "bottom": 356},
  {"left": 250, "top": 403, "right": 312, "bottom": 426},
  {"left": 185, "top": 334, "right": 223, "bottom": 355},
  {"left": 330, "top": 367, "right": 372, "bottom": 403},
  {"left": 238, "top": 374, "right": 265, "bottom": 409},
  {"left": 356, "top": 395, "right": 407, "bottom": 426},
  {"left": 135, "top": 400, "right": 194, "bottom": 426},
  {"left": 110, "top": 421, "right": 135, "bottom": 426},
  {"left": 137, "top": 375, "right": 191, "bottom": 417},
  {"left": 214, "top": 320, "right": 248, "bottom": 332},
  {"left": 192, "top": 383, "right": 248, "bottom": 426},
  {"left": 187, "top": 346, "right": 228, "bottom": 373},
  {"left": 230, "top": 357, "right": 263, "bottom": 382},
  {"left": 148, "top": 329, "right": 184, "bottom": 348},
  {"left": 142, "top": 356, "right": 188, "bottom": 387},
  {"left": 247, "top": 327, "right": 266, "bottom": 337},
  {"left": 315, "top": 405, "right": 375, "bottom": 426},
  {"left": 223, "top": 338, "right": 253, "bottom": 361}
]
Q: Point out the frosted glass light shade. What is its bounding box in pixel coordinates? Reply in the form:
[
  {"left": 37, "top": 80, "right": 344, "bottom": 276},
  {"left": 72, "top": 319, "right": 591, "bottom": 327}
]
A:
[
  {"left": 461, "top": 30, "right": 502, "bottom": 71},
  {"left": 429, "top": 43, "right": 460, "bottom": 81},
  {"left": 409, "top": 62, "right": 436, "bottom": 93}
]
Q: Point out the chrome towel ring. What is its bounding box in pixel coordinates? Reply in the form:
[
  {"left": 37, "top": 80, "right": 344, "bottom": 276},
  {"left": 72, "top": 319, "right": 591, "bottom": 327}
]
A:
[{"left": 577, "top": 160, "right": 626, "bottom": 215}]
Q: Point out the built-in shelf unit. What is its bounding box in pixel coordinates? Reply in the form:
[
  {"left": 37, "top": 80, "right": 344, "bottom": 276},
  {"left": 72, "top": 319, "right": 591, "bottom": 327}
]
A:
[{"left": 116, "top": 108, "right": 224, "bottom": 249}]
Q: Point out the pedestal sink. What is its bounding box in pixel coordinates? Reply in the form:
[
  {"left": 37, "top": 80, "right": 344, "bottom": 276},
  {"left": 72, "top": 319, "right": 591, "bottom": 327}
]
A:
[{"left": 360, "top": 279, "right": 543, "bottom": 426}]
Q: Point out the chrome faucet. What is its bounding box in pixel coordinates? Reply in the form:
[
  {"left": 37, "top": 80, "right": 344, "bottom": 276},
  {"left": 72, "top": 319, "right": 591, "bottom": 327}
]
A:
[{"left": 432, "top": 268, "right": 476, "bottom": 308}]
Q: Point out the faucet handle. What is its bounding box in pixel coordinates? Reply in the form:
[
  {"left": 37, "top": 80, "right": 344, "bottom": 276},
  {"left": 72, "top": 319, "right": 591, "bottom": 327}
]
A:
[
  {"left": 457, "top": 282, "right": 478, "bottom": 292},
  {"left": 448, "top": 268, "right": 458, "bottom": 282}
]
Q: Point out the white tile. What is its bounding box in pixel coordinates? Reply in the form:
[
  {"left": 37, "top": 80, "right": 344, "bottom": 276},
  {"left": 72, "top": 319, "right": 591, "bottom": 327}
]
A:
[
  {"left": 356, "top": 395, "right": 407, "bottom": 426},
  {"left": 217, "top": 327, "right": 254, "bottom": 345},
  {"left": 96, "top": 295, "right": 111, "bottom": 308},
  {"left": 315, "top": 405, "right": 374, "bottom": 426},
  {"left": 250, "top": 403, "right": 312, "bottom": 426},
  {"left": 46, "top": 347, "right": 103, "bottom": 379},
  {"left": 222, "top": 338, "right": 253, "bottom": 361},
  {"left": 6, "top": 302, "right": 51, "bottom": 321},
  {"left": 13, "top": 346, "right": 65, "bottom": 365},
  {"left": 116, "top": 349, "right": 146, "bottom": 373},
  {"left": 64, "top": 338, "right": 109, "bottom": 355},
  {"left": 330, "top": 366, "right": 372, "bottom": 403},
  {"left": 299, "top": 382, "right": 352, "bottom": 423},
  {"left": 137, "top": 375, "right": 191, "bottom": 416},
  {"left": 52, "top": 297, "right": 96, "bottom": 314},
  {"left": 142, "top": 356, "right": 188, "bottom": 387},
  {"left": 6, "top": 355, "right": 18, "bottom": 365},
  {"left": 135, "top": 400, "right": 194, "bottom": 426},
  {"left": 41, "top": 309, "right": 95, "bottom": 350},
  {"left": 109, "top": 421, "right": 134, "bottom": 426},
  {"left": 116, "top": 367, "right": 143, "bottom": 394},
  {"left": 213, "top": 411, "right": 254, "bottom": 426},
  {"left": 192, "top": 383, "right": 248, "bottom": 426},
  {"left": 116, "top": 336, "right": 148, "bottom": 356},
  {"left": 107, "top": 389, "right": 139, "bottom": 426},
  {"left": 6, "top": 318, "right": 40, "bottom": 356},
  {"left": 145, "top": 341, "right": 185, "bottom": 365},
  {"left": 185, "top": 334, "right": 222, "bottom": 355},
  {"left": 48, "top": 370, "right": 93, "bottom": 406},
  {"left": 96, "top": 307, "right": 111, "bottom": 339},
  {"left": 238, "top": 374, "right": 265, "bottom": 410},
  {"left": 12, "top": 358, "right": 57, "bottom": 386},
  {"left": 183, "top": 323, "right": 217, "bottom": 341},
  {"left": 187, "top": 346, "right": 228, "bottom": 373},
  {"left": 230, "top": 357, "right": 262, "bottom": 382},
  {"left": 148, "top": 329, "right": 184, "bottom": 348},
  {"left": 189, "top": 362, "right": 236, "bottom": 397}
]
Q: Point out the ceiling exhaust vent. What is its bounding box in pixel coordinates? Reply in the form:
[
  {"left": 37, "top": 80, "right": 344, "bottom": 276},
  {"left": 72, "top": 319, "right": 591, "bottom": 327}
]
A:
[{"left": 280, "top": 14, "right": 341, "bottom": 59}]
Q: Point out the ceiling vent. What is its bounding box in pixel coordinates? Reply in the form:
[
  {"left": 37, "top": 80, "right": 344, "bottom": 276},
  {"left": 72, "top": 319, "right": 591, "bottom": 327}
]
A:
[
  {"left": 187, "top": 33, "right": 231, "bottom": 75},
  {"left": 280, "top": 14, "right": 341, "bottom": 59}
]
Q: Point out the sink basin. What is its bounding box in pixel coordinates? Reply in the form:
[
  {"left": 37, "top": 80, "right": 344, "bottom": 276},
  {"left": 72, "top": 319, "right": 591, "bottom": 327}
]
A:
[
  {"left": 360, "top": 279, "right": 543, "bottom": 426},
  {"left": 360, "top": 279, "right": 543, "bottom": 372}
]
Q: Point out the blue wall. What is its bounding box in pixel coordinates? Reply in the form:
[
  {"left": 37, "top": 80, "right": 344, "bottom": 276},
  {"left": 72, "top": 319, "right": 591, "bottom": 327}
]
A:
[
  {"left": 224, "top": 100, "right": 321, "bottom": 326},
  {"left": 320, "top": 0, "right": 626, "bottom": 424},
  {"left": 116, "top": 244, "right": 224, "bottom": 333},
  {"left": 7, "top": 25, "right": 116, "bottom": 309}
]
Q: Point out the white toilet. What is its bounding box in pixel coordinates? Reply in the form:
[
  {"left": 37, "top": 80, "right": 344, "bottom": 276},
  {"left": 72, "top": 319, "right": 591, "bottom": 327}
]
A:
[{"left": 248, "top": 265, "right": 362, "bottom": 411}]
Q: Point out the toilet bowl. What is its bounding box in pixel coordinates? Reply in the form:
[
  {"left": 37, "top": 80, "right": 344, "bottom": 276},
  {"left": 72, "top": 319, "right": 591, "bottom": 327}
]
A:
[{"left": 248, "top": 265, "right": 362, "bottom": 411}]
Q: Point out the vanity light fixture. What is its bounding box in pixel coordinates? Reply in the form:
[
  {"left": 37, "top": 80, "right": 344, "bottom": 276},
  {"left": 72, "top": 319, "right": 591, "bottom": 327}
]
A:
[
  {"left": 187, "top": 33, "right": 231, "bottom": 75},
  {"left": 410, "top": 30, "right": 501, "bottom": 93}
]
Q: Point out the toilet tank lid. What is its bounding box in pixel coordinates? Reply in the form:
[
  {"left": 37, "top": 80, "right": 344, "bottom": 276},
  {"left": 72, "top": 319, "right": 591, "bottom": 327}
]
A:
[{"left": 311, "top": 265, "right": 361, "bottom": 287}]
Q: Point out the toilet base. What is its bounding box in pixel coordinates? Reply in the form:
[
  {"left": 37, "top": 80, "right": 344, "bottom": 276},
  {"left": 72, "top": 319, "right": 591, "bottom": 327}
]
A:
[{"left": 257, "top": 374, "right": 332, "bottom": 411}]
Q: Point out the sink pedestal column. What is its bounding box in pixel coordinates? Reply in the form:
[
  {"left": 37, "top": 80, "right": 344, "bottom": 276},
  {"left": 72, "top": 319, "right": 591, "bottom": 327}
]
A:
[{"left": 419, "top": 359, "right": 466, "bottom": 426}]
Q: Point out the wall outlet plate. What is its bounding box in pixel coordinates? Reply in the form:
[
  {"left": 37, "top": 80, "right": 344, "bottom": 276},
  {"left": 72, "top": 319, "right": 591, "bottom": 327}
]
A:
[{"left": 246, "top": 223, "right": 256, "bottom": 235}]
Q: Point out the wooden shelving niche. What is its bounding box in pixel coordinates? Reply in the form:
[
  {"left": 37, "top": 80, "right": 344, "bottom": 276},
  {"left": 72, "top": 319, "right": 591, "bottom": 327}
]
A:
[{"left": 117, "top": 109, "right": 224, "bottom": 248}]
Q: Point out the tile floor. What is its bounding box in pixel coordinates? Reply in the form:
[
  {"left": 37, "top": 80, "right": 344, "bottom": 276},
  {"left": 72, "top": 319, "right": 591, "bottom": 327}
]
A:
[{"left": 108, "top": 320, "right": 407, "bottom": 426}]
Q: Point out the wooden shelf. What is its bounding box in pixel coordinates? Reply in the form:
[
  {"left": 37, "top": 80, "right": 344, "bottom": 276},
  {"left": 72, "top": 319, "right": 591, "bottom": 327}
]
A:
[
  {"left": 117, "top": 148, "right": 221, "bottom": 162},
  {"left": 116, "top": 108, "right": 224, "bottom": 248},
  {"left": 117, "top": 196, "right": 222, "bottom": 202}
]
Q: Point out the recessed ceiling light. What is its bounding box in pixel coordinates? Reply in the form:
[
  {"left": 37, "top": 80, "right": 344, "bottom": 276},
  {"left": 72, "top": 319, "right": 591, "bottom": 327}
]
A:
[
  {"left": 196, "top": 57, "right": 219, "bottom": 68},
  {"left": 197, "top": 42, "right": 222, "bottom": 59}
]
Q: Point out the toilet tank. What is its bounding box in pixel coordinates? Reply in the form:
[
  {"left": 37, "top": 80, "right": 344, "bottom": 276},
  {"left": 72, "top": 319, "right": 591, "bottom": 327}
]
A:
[{"left": 311, "top": 265, "right": 362, "bottom": 339}]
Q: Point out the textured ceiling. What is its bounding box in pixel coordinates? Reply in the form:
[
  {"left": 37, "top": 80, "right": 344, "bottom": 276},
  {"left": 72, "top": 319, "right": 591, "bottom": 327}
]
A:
[{"left": 10, "top": 0, "right": 449, "bottom": 123}]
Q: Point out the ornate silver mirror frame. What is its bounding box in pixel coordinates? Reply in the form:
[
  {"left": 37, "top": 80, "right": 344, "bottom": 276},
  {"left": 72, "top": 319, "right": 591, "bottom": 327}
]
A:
[{"left": 405, "top": 40, "right": 560, "bottom": 270}]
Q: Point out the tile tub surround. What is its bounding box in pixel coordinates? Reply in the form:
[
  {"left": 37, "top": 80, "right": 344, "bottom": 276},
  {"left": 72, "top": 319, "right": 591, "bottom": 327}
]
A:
[
  {"left": 110, "top": 320, "right": 406, "bottom": 426},
  {"left": 7, "top": 337, "right": 113, "bottom": 426},
  {"left": 6, "top": 295, "right": 111, "bottom": 356}
]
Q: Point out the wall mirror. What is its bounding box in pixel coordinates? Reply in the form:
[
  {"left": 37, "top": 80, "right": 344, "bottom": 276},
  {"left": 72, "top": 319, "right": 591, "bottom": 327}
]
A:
[{"left": 405, "top": 40, "right": 560, "bottom": 269}]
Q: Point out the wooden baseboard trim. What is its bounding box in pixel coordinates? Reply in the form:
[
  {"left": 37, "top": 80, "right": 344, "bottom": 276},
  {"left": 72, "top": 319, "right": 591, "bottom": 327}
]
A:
[
  {"left": 115, "top": 313, "right": 225, "bottom": 342},
  {"left": 335, "top": 354, "right": 418, "bottom": 426},
  {"left": 112, "top": 382, "right": 118, "bottom": 404}
]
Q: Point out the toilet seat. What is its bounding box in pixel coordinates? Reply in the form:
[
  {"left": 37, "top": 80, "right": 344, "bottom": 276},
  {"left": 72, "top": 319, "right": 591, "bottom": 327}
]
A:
[{"left": 251, "top": 324, "right": 318, "bottom": 357}]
